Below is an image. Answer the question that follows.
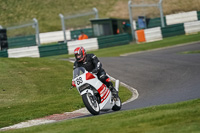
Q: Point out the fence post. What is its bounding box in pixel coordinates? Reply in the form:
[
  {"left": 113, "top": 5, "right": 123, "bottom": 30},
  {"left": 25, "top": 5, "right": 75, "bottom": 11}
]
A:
[
  {"left": 93, "top": 7, "right": 99, "bottom": 19},
  {"left": 59, "top": 14, "right": 67, "bottom": 43},
  {"left": 33, "top": 18, "right": 41, "bottom": 46},
  {"left": 159, "top": 0, "right": 165, "bottom": 27},
  {"left": 128, "top": 0, "right": 136, "bottom": 41}
]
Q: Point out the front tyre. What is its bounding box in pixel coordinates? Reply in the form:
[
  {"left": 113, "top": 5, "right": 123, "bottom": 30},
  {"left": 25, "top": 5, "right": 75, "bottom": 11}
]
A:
[
  {"left": 82, "top": 93, "right": 100, "bottom": 115},
  {"left": 112, "top": 97, "right": 122, "bottom": 111}
]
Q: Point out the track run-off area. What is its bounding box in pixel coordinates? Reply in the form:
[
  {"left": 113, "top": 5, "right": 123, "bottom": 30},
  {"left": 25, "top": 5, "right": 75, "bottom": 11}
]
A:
[{"left": 1, "top": 41, "right": 200, "bottom": 131}]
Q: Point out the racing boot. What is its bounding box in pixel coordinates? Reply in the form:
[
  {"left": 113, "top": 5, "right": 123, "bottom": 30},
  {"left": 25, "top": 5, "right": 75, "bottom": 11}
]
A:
[{"left": 109, "top": 85, "right": 119, "bottom": 98}]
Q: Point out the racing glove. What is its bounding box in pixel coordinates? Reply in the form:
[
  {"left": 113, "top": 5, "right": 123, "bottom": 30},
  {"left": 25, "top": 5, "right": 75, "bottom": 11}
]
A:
[{"left": 72, "top": 80, "right": 76, "bottom": 87}]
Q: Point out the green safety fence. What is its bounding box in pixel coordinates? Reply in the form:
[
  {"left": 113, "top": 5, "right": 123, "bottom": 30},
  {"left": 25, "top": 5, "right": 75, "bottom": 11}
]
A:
[
  {"left": 147, "top": 17, "right": 167, "bottom": 28},
  {"left": 0, "top": 50, "right": 8, "bottom": 57},
  {"left": 161, "top": 23, "right": 185, "bottom": 38},
  {"left": 39, "top": 43, "right": 68, "bottom": 57},
  {"left": 8, "top": 35, "right": 36, "bottom": 48},
  {"left": 197, "top": 11, "right": 200, "bottom": 20},
  {"left": 70, "top": 28, "right": 93, "bottom": 40},
  {"left": 97, "top": 33, "right": 130, "bottom": 49}
]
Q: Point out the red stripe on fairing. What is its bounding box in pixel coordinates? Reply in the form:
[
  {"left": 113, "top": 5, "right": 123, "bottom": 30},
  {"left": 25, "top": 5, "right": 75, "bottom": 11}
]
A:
[
  {"left": 101, "top": 91, "right": 110, "bottom": 103},
  {"left": 98, "top": 84, "right": 110, "bottom": 103},
  {"left": 98, "top": 84, "right": 106, "bottom": 94},
  {"left": 101, "top": 87, "right": 107, "bottom": 95},
  {"left": 101, "top": 89, "right": 109, "bottom": 99}
]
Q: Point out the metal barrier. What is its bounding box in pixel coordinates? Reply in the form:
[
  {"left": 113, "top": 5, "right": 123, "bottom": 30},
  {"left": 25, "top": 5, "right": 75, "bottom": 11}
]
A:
[
  {"left": 128, "top": 0, "right": 165, "bottom": 41},
  {"left": 39, "top": 43, "right": 68, "bottom": 57},
  {"left": 67, "top": 38, "right": 98, "bottom": 54},
  {"left": 161, "top": 24, "right": 185, "bottom": 38},
  {"left": 166, "top": 11, "right": 198, "bottom": 25},
  {"left": 184, "top": 21, "right": 200, "bottom": 34},
  {"left": 0, "top": 50, "right": 8, "bottom": 57},
  {"left": 8, "top": 35, "right": 36, "bottom": 48},
  {"left": 59, "top": 8, "right": 98, "bottom": 43},
  {"left": 144, "top": 27, "right": 163, "bottom": 42},
  {"left": 6, "top": 18, "right": 40, "bottom": 47},
  {"left": 8, "top": 46, "right": 40, "bottom": 58},
  {"left": 97, "top": 33, "right": 130, "bottom": 49},
  {"left": 39, "top": 30, "right": 71, "bottom": 44}
]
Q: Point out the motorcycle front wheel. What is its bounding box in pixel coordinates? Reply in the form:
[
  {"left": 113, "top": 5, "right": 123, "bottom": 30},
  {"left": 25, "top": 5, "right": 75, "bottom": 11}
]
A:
[
  {"left": 112, "top": 97, "right": 122, "bottom": 111},
  {"left": 82, "top": 92, "right": 100, "bottom": 115}
]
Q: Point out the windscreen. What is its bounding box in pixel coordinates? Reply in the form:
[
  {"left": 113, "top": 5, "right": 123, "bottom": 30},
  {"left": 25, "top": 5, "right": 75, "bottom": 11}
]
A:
[{"left": 73, "top": 67, "right": 86, "bottom": 79}]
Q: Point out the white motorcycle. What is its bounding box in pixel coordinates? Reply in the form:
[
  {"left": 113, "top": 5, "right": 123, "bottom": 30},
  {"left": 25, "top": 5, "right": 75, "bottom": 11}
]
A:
[{"left": 72, "top": 67, "right": 122, "bottom": 115}]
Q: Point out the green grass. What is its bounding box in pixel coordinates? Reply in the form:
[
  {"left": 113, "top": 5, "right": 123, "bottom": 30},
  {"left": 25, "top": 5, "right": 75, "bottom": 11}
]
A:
[
  {"left": 182, "top": 50, "right": 200, "bottom": 54},
  {"left": 0, "top": 0, "right": 118, "bottom": 33},
  {"left": 1, "top": 0, "right": 200, "bottom": 33},
  {"left": 0, "top": 58, "right": 131, "bottom": 128},
  {"left": 3, "top": 99, "right": 200, "bottom": 133}
]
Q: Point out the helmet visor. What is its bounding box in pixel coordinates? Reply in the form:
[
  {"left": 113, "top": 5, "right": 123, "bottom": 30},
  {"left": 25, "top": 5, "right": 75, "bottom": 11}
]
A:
[{"left": 75, "top": 54, "right": 81, "bottom": 59}]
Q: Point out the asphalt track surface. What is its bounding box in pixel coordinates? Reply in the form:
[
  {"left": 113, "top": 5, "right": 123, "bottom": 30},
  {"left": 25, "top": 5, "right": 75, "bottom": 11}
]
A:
[{"left": 99, "top": 42, "right": 200, "bottom": 110}]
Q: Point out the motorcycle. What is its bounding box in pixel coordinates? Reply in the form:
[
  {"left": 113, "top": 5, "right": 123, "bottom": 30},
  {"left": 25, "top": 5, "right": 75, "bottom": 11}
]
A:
[{"left": 71, "top": 67, "right": 122, "bottom": 115}]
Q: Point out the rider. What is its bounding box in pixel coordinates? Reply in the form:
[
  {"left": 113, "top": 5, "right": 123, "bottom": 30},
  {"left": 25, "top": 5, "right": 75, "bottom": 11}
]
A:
[{"left": 73, "top": 46, "right": 118, "bottom": 98}]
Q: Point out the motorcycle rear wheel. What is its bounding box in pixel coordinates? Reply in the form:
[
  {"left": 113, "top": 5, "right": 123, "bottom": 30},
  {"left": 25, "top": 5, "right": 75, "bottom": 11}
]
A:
[{"left": 82, "top": 93, "right": 100, "bottom": 115}]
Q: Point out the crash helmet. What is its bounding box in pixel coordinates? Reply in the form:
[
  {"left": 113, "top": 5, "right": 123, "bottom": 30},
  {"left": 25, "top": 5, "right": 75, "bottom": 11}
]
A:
[{"left": 74, "top": 47, "right": 86, "bottom": 62}]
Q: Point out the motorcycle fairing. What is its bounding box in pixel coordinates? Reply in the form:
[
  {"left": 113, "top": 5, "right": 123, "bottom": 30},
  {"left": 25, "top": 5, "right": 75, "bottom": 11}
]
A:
[{"left": 74, "top": 72, "right": 113, "bottom": 110}]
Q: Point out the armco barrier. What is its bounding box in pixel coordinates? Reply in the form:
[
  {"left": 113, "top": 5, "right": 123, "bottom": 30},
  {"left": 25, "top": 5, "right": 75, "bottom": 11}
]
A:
[
  {"left": 147, "top": 17, "right": 167, "bottom": 29},
  {"left": 0, "top": 50, "right": 8, "bottom": 57},
  {"left": 166, "top": 11, "right": 198, "bottom": 26},
  {"left": 161, "top": 23, "right": 185, "bottom": 38},
  {"left": 198, "top": 11, "right": 200, "bottom": 20},
  {"left": 67, "top": 38, "right": 98, "bottom": 54},
  {"left": 39, "top": 43, "right": 68, "bottom": 57},
  {"left": 97, "top": 33, "right": 130, "bottom": 49},
  {"left": 70, "top": 28, "right": 93, "bottom": 40},
  {"left": 39, "top": 30, "right": 71, "bottom": 44},
  {"left": 8, "top": 35, "right": 36, "bottom": 48},
  {"left": 184, "top": 21, "right": 200, "bottom": 34},
  {"left": 8, "top": 46, "right": 40, "bottom": 58},
  {"left": 144, "top": 27, "right": 163, "bottom": 42}
]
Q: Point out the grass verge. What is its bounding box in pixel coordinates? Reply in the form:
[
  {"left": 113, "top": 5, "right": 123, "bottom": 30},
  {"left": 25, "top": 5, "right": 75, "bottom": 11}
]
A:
[
  {"left": 182, "top": 50, "right": 200, "bottom": 54},
  {"left": 47, "top": 33, "right": 200, "bottom": 60},
  {"left": 3, "top": 99, "right": 200, "bottom": 133},
  {"left": 0, "top": 58, "right": 131, "bottom": 128}
]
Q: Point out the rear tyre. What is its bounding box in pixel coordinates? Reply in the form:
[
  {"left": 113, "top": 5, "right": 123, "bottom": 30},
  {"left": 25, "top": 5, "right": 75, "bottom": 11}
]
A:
[
  {"left": 82, "top": 93, "right": 100, "bottom": 115},
  {"left": 112, "top": 97, "right": 122, "bottom": 111}
]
